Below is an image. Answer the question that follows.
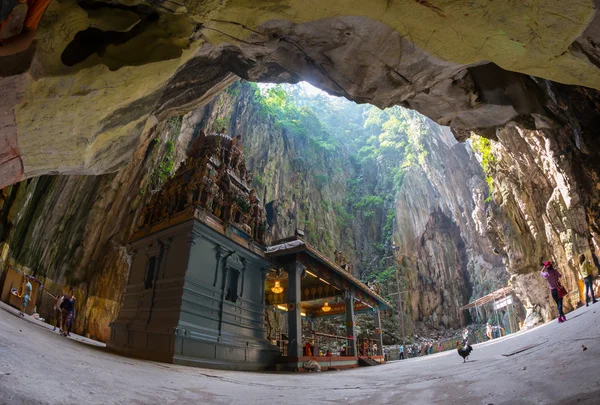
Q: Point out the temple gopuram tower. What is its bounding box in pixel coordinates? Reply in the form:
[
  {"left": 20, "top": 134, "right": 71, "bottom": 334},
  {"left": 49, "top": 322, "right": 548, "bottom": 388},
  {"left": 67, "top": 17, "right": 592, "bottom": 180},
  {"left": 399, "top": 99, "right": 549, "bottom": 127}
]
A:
[{"left": 107, "top": 130, "right": 279, "bottom": 370}]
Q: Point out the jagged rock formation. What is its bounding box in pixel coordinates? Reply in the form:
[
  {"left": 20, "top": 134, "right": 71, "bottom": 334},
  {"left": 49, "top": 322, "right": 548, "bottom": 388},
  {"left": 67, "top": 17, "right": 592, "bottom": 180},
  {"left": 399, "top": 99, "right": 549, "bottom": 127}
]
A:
[
  {"left": 1, "top": 0, "right": 600, "bottom": 188},
  {"left": 481, "top": 83, "right": 600, "bottom": 323},
  {"left": 393, "top": 123, "right": 507, "bottom": 332}
]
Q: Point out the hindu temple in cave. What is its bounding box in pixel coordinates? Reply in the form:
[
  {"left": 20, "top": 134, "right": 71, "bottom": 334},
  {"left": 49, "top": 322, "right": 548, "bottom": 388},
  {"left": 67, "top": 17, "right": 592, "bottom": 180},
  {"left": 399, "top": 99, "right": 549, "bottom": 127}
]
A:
[{"left": 107, "top": 129, "right": 391, "bottom": 371}]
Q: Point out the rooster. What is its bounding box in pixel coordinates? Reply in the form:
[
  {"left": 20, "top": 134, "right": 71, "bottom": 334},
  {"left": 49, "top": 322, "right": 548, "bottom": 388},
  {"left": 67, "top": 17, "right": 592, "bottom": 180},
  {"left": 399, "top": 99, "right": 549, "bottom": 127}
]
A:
[{"left": 456, "top": 341, "right": 473, "bottom": 363}]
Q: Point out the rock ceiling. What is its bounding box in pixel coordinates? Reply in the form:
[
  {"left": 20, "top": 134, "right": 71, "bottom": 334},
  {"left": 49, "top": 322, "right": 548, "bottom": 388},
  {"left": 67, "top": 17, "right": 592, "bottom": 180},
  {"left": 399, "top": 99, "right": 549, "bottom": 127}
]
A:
[{"left": 1, "top": 0, "right": 599, "bottom": 188}]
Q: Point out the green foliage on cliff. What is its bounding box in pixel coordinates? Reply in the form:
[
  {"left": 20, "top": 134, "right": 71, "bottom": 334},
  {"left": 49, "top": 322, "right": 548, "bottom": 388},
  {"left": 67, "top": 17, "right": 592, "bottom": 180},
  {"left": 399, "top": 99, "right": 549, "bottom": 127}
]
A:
[
  {"left": 253, "top": 173, "right": 264, "bottom": 186},
  {"left": 249, "top": 83, "right": 339, "bottom": 155},
  {"left": 212, "top": 117, "right": 230, "bottom": 133},
  {"left": 149, "top": 139, "right": 175, "bottom": 191},
  {"left": 470, "top": 135, "right": 496, "bottom": 201},
  {"left": 167, "top": 116, "right": 182, "bottom": 137}
]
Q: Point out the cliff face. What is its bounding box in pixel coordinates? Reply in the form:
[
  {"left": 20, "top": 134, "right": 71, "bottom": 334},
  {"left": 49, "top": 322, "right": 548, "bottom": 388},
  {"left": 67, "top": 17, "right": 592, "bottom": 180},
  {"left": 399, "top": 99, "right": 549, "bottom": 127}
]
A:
[
  {"left": 393, "top": 122, "right": 507, "bottom": 333},
  {"left": 479, "top": 84, "right": 600, "bottom": 324},
  {"left": 0, "top": 117, "right": 191, "bottom": 341}
]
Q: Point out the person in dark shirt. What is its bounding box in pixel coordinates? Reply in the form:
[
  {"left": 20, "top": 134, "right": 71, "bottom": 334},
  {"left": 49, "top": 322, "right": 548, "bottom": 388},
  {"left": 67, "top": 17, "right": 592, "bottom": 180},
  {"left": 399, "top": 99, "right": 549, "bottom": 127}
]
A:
[{"left": 60, "top": 288, "right": 75, "bottom": 337}]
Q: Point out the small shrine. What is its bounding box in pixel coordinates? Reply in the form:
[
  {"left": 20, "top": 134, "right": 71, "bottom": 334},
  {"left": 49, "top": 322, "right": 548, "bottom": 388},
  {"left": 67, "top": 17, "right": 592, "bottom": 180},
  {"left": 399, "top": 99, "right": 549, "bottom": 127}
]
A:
[{"left": 107, "top": 130, "right": 279, "bottom": 370}]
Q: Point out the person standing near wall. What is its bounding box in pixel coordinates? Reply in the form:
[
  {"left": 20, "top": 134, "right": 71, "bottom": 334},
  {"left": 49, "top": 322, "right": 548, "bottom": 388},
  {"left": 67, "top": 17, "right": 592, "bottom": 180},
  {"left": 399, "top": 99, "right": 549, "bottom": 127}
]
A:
[
  {"left": 52, "top": 292, "right": 63, "bottom": 332},
  {"left": 18, "top": 275, "right": 32, "bottom": 317},
  {"left": 399, "top": 344, "right": 404, "bottom": 360},
  {"left": 60, "top": 289, "right": 75, "bottom": 337},
  {"left": 579, "top": 254, "right": 597, "bottom": 307},
  {"left": 541, "top": 261, "right": 566, "bottom": 323}
]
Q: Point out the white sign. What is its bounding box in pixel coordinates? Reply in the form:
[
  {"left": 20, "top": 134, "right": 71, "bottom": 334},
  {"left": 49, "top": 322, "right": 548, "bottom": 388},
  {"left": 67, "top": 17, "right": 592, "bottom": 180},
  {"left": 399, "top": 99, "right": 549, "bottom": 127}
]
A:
[{"left": 493, "top": 295, "right": 513, "bottom": 310}]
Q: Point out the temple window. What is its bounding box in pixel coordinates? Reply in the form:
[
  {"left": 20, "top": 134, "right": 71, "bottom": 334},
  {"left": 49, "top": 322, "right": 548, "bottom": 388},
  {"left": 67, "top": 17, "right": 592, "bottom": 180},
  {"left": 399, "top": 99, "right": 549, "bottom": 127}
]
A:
[
  {"left": 144, "top": 256, "right": 158, "bottom": 289},
  {"left": 227, "top": 269, "right": 240, "bottom": 302}
]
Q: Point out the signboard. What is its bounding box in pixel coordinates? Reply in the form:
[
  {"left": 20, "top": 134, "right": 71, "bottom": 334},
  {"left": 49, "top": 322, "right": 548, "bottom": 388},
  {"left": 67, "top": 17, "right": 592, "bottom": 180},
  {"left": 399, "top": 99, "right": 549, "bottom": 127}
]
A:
[{"left": 493, "top": 295, "right": 513, "bottom": 310}]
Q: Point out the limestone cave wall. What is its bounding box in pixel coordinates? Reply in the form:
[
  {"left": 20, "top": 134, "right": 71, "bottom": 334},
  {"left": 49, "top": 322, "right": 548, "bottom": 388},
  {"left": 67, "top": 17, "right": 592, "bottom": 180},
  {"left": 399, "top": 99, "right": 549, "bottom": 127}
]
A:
[
  {"left": 0, "top": 116, "right": 193, "bottom": 341},
  {"left": 479, "top": 83, "right": 600, "bottom": 324},
  {"left": 393, "top": 121, "right": 507, "bottom": 334}
]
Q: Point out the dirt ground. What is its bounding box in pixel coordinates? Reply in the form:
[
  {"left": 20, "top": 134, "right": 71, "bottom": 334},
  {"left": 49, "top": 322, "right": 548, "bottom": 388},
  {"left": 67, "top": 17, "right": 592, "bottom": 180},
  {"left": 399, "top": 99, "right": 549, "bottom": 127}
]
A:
[{"left": 0, "top": 300, "right": 599, "bottom": 405}]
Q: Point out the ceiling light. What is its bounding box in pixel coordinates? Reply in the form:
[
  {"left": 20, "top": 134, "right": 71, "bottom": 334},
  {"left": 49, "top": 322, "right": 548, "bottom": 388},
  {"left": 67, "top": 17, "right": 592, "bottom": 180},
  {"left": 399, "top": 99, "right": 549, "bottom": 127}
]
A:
[{"left": 271, "top": 280, "right": 284, "bottom": 294}]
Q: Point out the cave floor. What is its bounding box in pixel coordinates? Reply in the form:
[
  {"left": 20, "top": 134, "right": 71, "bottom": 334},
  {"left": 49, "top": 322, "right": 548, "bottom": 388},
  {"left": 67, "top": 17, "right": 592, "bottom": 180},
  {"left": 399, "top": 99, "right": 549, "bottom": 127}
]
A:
[{"left": 1, "top": 302, "right": 599, "bottom": 405}]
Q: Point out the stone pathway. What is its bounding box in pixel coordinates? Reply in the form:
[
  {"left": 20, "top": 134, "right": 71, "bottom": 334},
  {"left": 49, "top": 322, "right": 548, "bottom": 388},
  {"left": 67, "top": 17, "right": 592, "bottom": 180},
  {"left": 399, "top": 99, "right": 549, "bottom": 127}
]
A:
[{"left": 1, "top": 300, "right": 599, "bottom": 405}]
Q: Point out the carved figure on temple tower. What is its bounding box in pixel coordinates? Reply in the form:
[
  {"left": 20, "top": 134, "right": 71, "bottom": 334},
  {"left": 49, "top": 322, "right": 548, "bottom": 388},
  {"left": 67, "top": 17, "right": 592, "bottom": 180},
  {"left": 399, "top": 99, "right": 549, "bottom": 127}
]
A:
[
  {"left": 206, "top": 181, "right": 219, "bottom": 213},
  {"left": 213, "top": 188, "right": 224, "bottom": 218},
  {"left": 240, "top": 214, "right": 252, "bottom": 235}
]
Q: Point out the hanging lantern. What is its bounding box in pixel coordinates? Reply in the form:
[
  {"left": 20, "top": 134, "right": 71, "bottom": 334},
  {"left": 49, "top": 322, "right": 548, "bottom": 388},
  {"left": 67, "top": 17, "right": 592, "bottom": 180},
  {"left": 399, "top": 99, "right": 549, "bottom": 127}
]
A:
[
  {"left": 271, "top": 280, "right": 283, "bottom": 294},
  {"left": 321, "top": 302, "right": 331, "bottom": 312}
]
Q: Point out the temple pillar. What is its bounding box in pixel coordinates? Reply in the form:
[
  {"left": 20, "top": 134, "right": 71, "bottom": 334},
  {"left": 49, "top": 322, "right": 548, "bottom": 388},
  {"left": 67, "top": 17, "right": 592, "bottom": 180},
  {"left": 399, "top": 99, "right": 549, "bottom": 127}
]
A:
[
  {"left": 373, "top": 308, "right": 384, "bottom": 356},
  {"left": 345, "top": 291, "right": 357, "bottom": 356},
  {"left": 284, "top": 259, "right": 304, "bottom": 358}
]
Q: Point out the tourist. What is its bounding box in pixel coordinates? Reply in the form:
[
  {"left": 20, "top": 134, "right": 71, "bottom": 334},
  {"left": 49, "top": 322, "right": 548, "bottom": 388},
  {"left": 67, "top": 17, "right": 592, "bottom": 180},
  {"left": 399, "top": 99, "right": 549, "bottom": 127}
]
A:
[
  {"left": 52, "top": 291, "right": 63, "bottom": 332},
  {"left": 399, "top": 344, "right": 404, "bottom": 360},
  {"left": 486, "top": 323, "right": 493, "bottom": 340},
  {"left": 578, "top": 254, "right": 597, "bottom": 307},
  {"left": 19, "top": 275, "right": 32, "bottom": 317},
  {"left": 0, "top": 0, "right": 53, "bottom": 56},
  {"left": 541, "top": 261, "right": 566, "bottom": 323},
  {"left": 429, "top": 342, "right": 433, "bottom": 355},
  {"left": 462, "top": 328, "right": 470, "bottom": 345},
  {"left": 60, "top": 288, "right": 76, "bottom": 336},
  {"left": 437, "top": 341, "right": 442, "bottom": 353}
]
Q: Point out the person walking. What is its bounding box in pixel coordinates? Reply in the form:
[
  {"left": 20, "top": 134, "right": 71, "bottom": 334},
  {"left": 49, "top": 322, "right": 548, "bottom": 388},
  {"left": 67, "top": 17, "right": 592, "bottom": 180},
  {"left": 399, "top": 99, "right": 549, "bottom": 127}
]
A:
[
  {"left": 437, "top": 341, "right": 442, "bottom": 353},
  {"left": 541, "top": 261, "right": 566, "bottom": 323},
  {"left": 399, "top": 344, "right": 404, "bottom": 360},
  {"left": 19, "top": 275, "right": 32, "bottom": 317},
  {"left": 53, "top": 292, "right": 63, "bottom": 332},
  {"left": 579, "top": 254, "right": 597, "bottom": 307},
  {"left": 60, "top": 288, "right": 76, "bottom": 336}
]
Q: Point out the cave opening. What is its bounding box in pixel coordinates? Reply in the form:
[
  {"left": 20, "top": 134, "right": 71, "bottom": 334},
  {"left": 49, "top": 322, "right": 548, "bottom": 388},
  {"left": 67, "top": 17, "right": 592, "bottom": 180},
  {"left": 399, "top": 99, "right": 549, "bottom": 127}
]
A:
[{"left": 172, "top": 78, "right": 511, "bottom": 343}]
